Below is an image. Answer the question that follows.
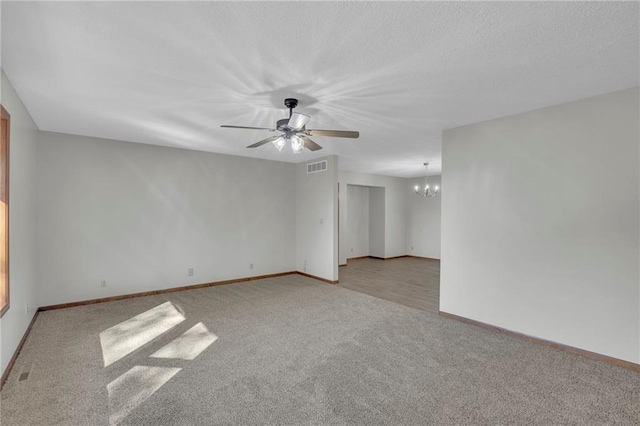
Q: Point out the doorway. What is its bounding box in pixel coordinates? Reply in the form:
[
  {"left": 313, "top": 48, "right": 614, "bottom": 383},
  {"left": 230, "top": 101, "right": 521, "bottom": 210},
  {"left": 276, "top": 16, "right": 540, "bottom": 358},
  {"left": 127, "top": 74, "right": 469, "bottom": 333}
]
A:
[
  {"left": 337, "top": 182, "right": 441, "bottom": 313},
  {"left": 340, "top": 184, "right": 385, "bottom": 264}
]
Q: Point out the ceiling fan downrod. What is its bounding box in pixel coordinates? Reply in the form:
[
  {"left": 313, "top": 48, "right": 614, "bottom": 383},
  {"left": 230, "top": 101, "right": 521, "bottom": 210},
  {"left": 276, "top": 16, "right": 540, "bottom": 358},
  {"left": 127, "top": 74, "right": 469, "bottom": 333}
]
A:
[{"left": 284, "top": 98, "right": 298, "bottom": 118}]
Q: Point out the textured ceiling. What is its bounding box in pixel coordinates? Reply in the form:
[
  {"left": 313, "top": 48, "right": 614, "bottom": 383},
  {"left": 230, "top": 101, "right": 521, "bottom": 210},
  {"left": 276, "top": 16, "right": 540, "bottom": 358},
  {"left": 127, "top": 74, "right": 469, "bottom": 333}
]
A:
[{"left": 2, "top": 2, "right": 638, "bottom": 177}]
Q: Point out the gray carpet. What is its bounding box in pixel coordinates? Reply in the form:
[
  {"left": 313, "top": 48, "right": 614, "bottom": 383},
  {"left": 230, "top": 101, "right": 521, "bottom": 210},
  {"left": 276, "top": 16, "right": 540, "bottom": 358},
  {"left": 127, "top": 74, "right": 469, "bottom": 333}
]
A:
[{"left": 1, "top": 274, "right": 639, "bottom": 425}]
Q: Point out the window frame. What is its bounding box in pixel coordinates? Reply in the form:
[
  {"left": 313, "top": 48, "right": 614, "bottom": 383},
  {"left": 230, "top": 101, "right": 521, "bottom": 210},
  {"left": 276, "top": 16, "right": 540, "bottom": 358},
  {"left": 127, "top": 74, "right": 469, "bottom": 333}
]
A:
[{"left": 1, "top": 104, "right": 10, "bottom": 317}]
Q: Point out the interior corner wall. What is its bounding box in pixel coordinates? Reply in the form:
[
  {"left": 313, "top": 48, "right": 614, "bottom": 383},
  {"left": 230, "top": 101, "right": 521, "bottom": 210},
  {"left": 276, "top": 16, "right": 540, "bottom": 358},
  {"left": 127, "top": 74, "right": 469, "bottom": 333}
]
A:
[
  {"left": 296, "top": 156, "right": 338, "bottom": 281},
  {"left": 345, "top": 185, "right": 370, "bottom": 258},
  {"left": 406, "top": 176, "right": 441, "bottom": 259},
  {"left": 441, "top": 87, "right": 640, "bottom": 363},
  {"left": 338, "top": 171, "right": 406, "bottom": 263},
  {"left": 0, "top": 71, "right": 39, "bottom": 376},
  {"left": 36, "top": 131, "right": 297, "bottom": 306}
]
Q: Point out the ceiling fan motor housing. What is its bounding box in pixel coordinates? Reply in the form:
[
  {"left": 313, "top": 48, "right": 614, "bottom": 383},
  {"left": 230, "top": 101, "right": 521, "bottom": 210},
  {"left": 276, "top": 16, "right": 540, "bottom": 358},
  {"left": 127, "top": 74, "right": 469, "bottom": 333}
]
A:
[{"left": 276, "top": 118, "right": 291, "bottom": 131}]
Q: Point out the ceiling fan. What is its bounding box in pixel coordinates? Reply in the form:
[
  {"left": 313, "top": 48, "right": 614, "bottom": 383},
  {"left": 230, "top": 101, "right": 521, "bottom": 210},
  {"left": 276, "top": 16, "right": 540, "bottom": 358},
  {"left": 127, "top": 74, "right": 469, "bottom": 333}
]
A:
[{"left": 221, "top": 98, "right": 359, "bottom": 153}]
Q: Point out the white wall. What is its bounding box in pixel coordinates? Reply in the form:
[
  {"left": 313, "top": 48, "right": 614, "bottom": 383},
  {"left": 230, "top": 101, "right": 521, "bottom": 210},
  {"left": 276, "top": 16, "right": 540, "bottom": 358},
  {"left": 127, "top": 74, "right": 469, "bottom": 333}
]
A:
[
  {"left": 346, "top": 185, "right": 369, "bottom": 258},
  {"left": 0, "top": 71, "right": 39, "bottom": 376},
  {"left": 296, "top": 156, "right": 338, "bottom": 281},
  {"left": 37, "top": 132, "right": 297, "bottom": 306},
  {"left": 338, "top": 170, "right": 407, "bottom": 263},
  {"left": 441, "top": 88, "right": 640, "bottom": 363},
  {"left": 369, "top": 187, "right": 385, "bottom": 258},
  {"left": 406, "top": 176, "right": 441, "bottom": 259}
]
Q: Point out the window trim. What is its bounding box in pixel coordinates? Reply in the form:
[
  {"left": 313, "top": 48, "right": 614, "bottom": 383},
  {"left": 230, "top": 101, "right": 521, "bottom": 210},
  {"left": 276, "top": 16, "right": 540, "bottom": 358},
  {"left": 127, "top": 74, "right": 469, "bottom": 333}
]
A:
[{"left": 1, "top": 104, "right": 10, "bottom": 318}]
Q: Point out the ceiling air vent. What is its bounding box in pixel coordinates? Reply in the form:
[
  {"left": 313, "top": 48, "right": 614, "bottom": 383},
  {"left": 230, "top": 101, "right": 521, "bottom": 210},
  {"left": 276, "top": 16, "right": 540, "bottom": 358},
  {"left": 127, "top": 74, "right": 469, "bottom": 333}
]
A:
[{"left": 307, "top": 160, "right": 328, "bottom": 174}]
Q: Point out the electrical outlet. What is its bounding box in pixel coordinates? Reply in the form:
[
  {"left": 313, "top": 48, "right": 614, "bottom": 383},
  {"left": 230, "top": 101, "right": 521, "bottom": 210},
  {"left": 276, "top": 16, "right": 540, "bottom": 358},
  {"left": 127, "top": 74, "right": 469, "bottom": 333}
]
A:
[
  {"left": 100, "top": 280, "right": 107, "bottom": 288},
  {"left": 188, "top": 268, "right": 194, "bottom": 276},
  {"left": 411, "top": 246, "right": 414, "bottom": 251},
  {"left": 351, "top": 248, "right": 353, "bottom": 253},
  {"left": 24, "top": 303, "right": 29, "bottom": 315},
  {"left": 250, "top": 263, "right": 253, "bottom": 270}
]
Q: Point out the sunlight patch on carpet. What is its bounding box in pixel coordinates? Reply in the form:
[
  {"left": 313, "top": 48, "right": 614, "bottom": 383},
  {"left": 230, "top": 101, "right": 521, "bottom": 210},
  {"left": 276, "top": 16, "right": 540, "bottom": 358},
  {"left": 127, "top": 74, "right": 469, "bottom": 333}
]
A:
[
  {"left": 150, "top": 322, "right": 218, "bottom": 360},
  {"left": 108, "top": 365, "right": 181, "bottom": 425},
  {"left": 100, "top": 302, "right": 185, "bottom": 367}
]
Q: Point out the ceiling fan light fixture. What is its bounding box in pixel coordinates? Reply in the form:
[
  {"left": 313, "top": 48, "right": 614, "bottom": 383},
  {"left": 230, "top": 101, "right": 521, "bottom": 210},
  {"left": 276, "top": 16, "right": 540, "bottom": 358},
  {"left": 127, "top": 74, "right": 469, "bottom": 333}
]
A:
[
  {"left": 291, "top": 135, "right": 304, "bottom": 154},
  {"left": 272, "top": 136, "right": 286, "bottom": 152},
  {"left": 288, "top": 112, "right": 310, "bottom": 130}
]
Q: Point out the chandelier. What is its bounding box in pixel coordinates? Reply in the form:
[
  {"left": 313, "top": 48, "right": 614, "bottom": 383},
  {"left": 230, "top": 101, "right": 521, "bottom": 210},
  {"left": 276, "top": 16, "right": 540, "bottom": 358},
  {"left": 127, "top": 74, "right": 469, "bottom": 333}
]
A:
[{"left": 415, "top": 162, "right": 439, "bottom": 198}]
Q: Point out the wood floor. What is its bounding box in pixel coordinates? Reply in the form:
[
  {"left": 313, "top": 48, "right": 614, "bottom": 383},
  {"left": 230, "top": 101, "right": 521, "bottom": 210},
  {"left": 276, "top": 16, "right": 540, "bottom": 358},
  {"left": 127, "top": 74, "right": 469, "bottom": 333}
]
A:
[{"left": 338, "top": 256, "right": 440, "bottom": 313}]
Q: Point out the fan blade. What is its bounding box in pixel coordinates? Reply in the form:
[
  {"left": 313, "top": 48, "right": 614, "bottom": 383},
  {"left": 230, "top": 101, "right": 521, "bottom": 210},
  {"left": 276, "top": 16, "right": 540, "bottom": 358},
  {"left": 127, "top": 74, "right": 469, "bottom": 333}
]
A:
[
  {"left": 300, "top": 136, "right": 322, "bottom": 151},
  {"left": 307, "top": 129, "right": 359, "bottom": 138},
  {"left": 288, "top": 112, "right": 310, "bottom": 130},
  {"left": 247, "top": 135, "right": 280, "bottom": 148},
  {"left": 221, "top": 125, "right": 276, "bottom": 131}
]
